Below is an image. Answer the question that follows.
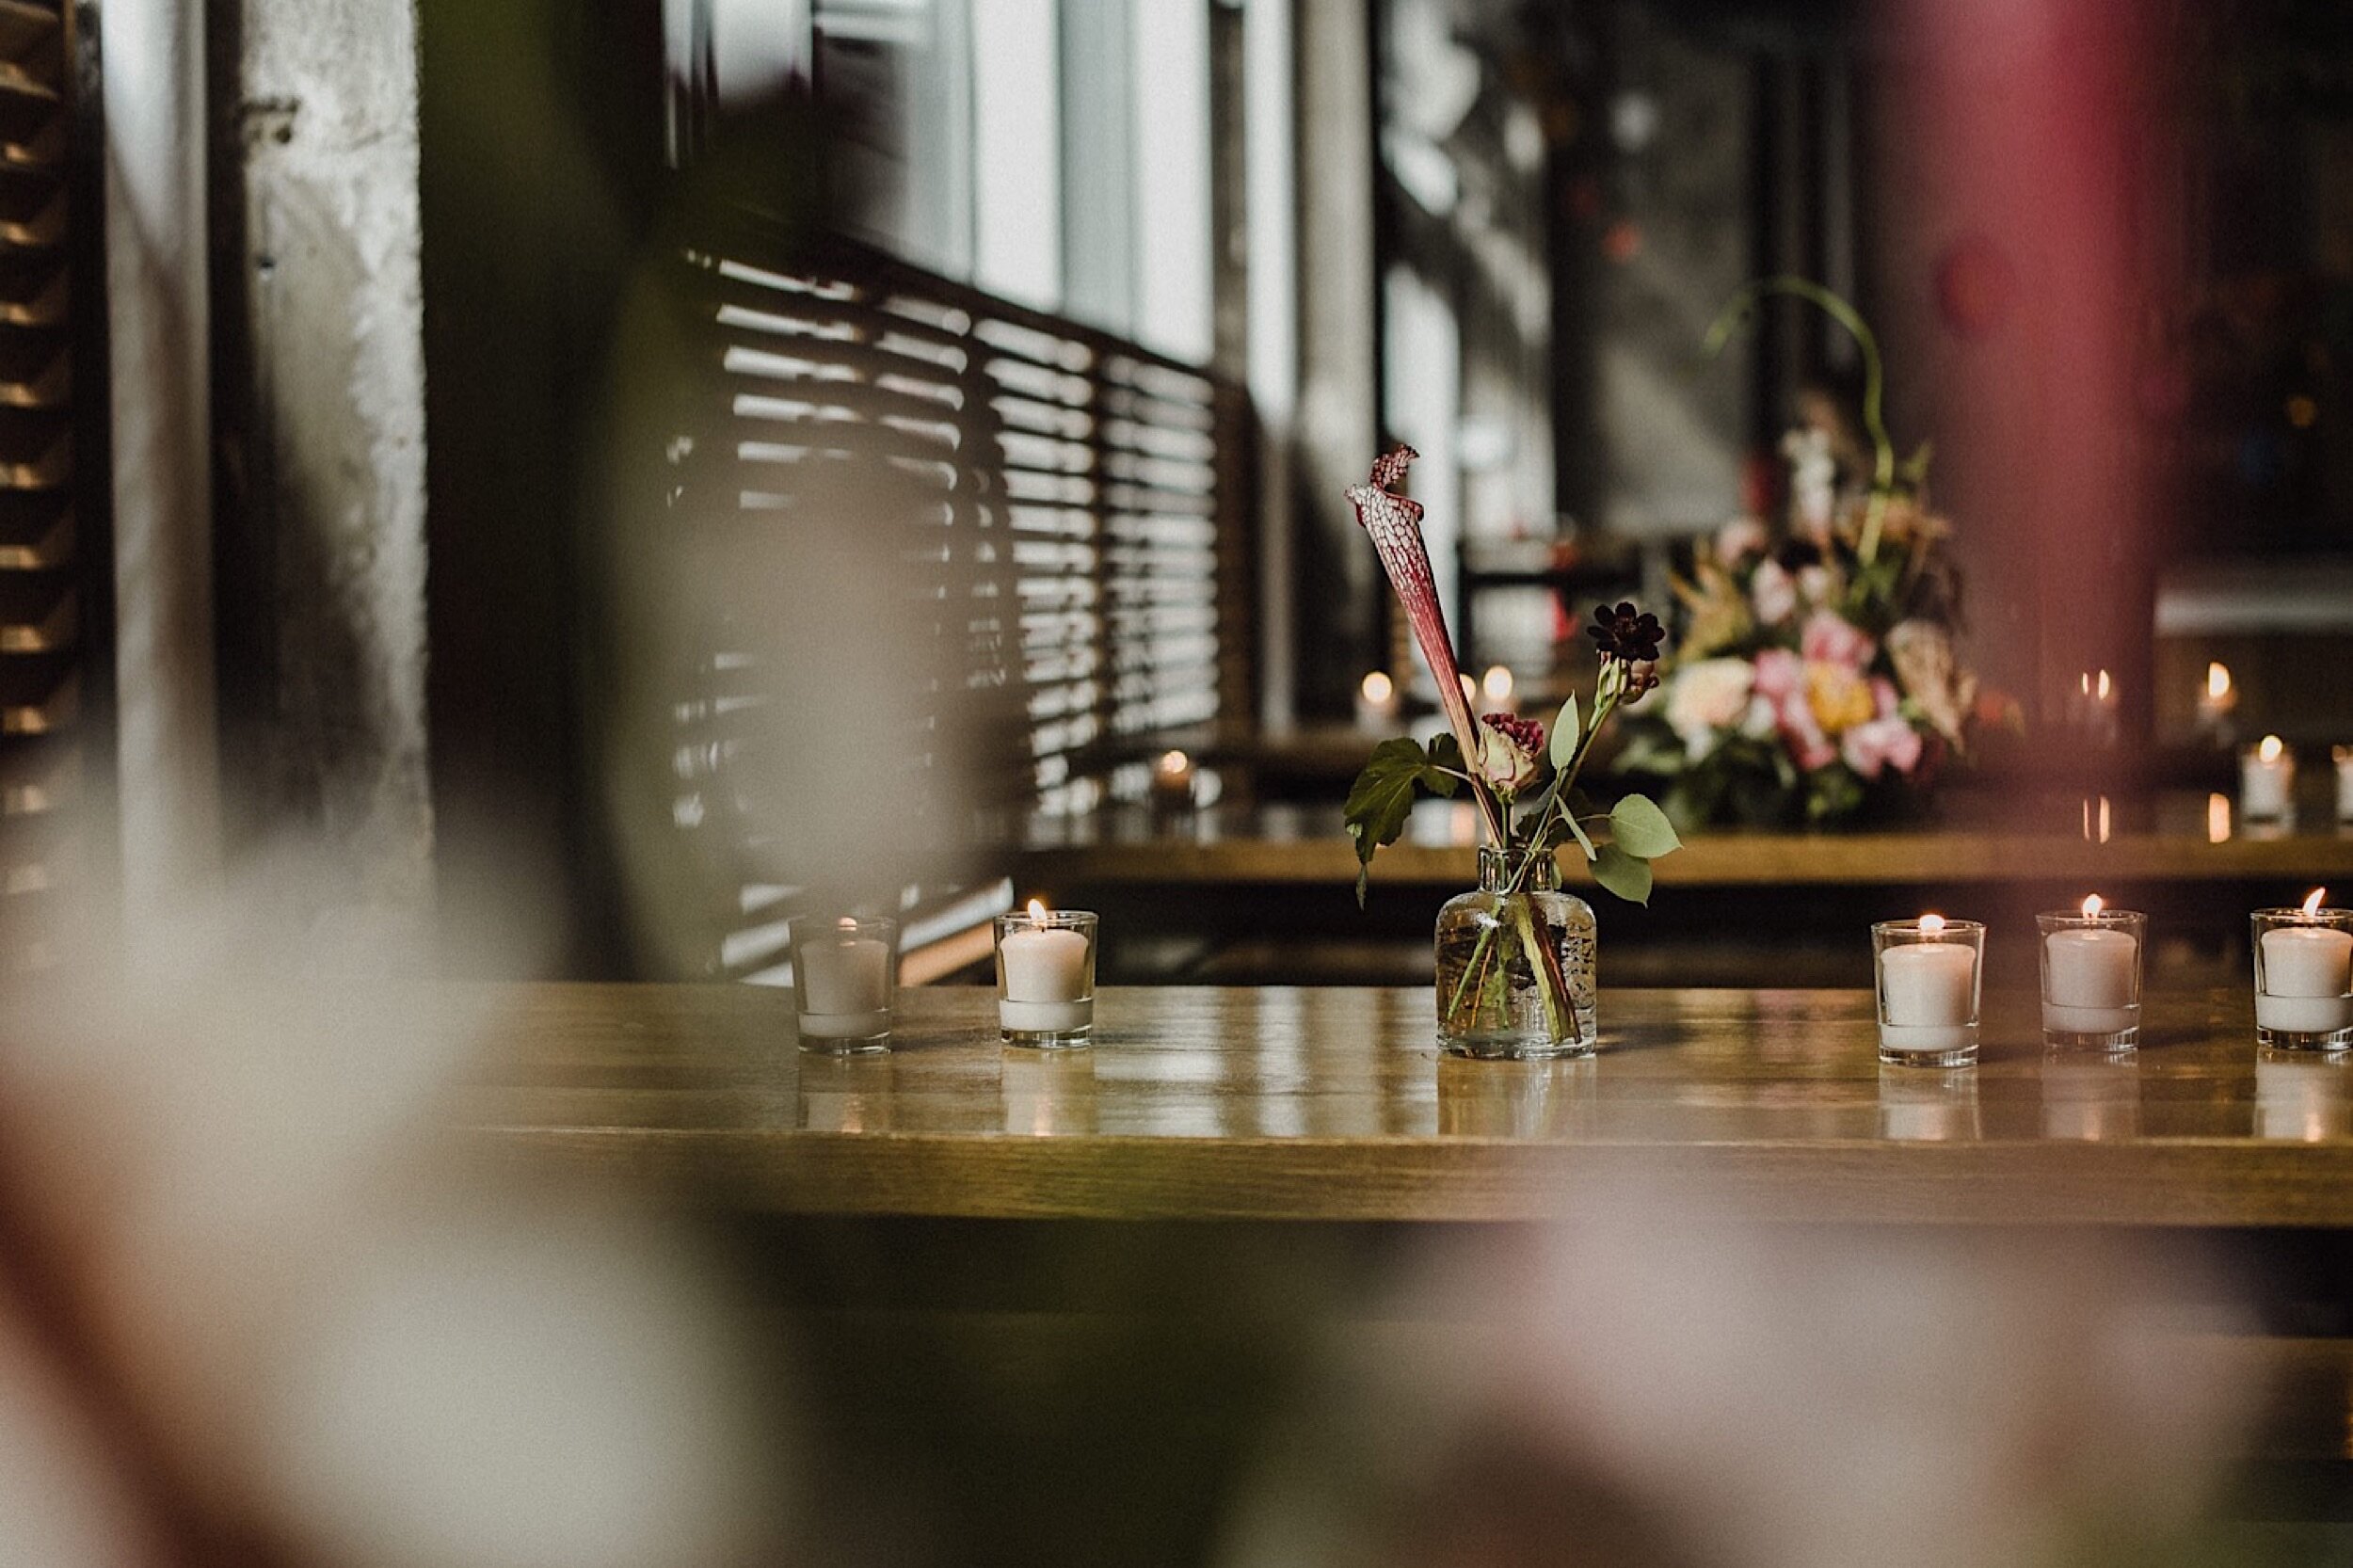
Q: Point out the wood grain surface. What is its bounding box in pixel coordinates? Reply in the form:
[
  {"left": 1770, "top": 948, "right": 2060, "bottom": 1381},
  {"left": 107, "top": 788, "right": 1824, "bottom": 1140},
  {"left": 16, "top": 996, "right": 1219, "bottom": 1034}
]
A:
[
  {"left": 458, "top": 984, "right": 2353, "bottom": 1226},
  {"left": 1008, "top": 797, "right": 2353, "bottom": 888}
]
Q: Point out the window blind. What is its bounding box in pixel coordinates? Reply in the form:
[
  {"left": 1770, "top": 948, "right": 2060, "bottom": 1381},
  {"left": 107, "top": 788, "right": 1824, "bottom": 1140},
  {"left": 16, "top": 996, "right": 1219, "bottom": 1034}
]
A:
[
  {"left": 642, "top": 225, "right": 1247, "bottom": 979},
  {"left": 0, "top": 0, "right": 82, "bottom": 972}
]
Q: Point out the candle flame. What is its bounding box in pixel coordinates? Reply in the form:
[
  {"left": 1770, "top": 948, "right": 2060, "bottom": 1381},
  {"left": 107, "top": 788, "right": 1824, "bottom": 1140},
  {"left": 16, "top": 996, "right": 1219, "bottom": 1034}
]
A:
[
  {"left": 2082, "top": 894, "right": 2103, "bottom": 919},
  {"left": 1157, "top": 748, "right": 1189, "bottom": 776},
  {"left": 1457, "top": 672, "right": 1477, "bottom": 710},
  {"left": 1919, "top": 913, "right": 1946, "bottom": 936},
  {"left": 2207, "top": 792, "right": 2231, "bottom": 843},
  {"left": 2095, "top": 668, "right": 2113, "bottom": 702},
  {"left": 2260, "top": 733, "right": 2285, "bottom": 762},
  {"left": 1027, "top": 898, "right": 1049, "bottom": 922},
  {"left": 2305, "top": 888, "right": 2327, "bottom": 919},
  {"left": 837, "top": 916, "right": 857, "bottom": 932},
  {"left": 2207, "top": 662, "right": 2232, "bottom": 700},
  {"left": 1360, "top": 670, "right": 1393, "bottom": 704},
  {"left": 1481, "top": 664, "right": 1514, "bottom": 705}
]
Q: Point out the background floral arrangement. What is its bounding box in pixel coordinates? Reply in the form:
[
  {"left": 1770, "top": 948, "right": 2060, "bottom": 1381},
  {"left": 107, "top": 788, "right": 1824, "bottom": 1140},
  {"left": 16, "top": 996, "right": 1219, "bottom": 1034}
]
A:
[{"left": 1615, "top": 279, "right": 2004, "bottom": 828}]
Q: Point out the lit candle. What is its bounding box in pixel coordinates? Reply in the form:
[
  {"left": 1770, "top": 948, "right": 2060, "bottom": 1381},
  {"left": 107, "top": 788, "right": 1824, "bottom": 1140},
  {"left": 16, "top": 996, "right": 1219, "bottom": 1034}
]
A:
[
  {"left": 2197, "top": 661, "right": 2236, "bottom": 732},
  {"left": 797, "top": 917, "right": 893, "bottom": 1041},
  {"left": 2256, "top": 888, "right": 2353, "bottom": 1037},
  {"left": 2334, "top": 746, "right": 2353, "bottom": 823},
  {"left": 2041, "top": 894, "right": 2141, "bottom": 1038},
  {"left": 2241, "top": 734, "right": 2295, "bottom": 821},
  {"left": 1480, "top": 664, "right": 1516, "bottom": 714},
  {"left": 999, "top": 900, "right": 1095, "bottom": 1036},
  {"left": 1355, "top": 670, "right": 1400, "bottom": 728},
  {"left": 1879, "top": 913, "right": 1977, "bottom": 1055},
  {"left": 1150, "top": 748, "right": 1196, "bottom": 809}
]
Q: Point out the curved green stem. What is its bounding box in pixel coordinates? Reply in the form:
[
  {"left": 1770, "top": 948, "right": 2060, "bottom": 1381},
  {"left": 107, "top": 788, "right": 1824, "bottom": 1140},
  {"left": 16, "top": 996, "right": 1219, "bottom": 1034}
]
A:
[{"left": 1704, "top": 275, "right": 1897, "bottom": 566}]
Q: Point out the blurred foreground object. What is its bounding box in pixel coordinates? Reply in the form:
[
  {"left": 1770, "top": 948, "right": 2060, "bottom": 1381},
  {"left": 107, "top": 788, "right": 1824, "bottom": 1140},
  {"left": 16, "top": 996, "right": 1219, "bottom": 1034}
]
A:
[
  {"left": 0, "top": 850, "right": 781, "bottom": 1565},
  {"left": 1222, "top": 1172, "right": 2251, "bottom": 1568}
]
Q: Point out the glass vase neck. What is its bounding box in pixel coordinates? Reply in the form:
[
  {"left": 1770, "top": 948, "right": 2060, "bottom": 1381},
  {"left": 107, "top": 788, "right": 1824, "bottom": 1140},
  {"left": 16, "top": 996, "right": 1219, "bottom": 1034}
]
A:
[{"left": 1477, "top": 845, "right": 1557, "bottom": 892}]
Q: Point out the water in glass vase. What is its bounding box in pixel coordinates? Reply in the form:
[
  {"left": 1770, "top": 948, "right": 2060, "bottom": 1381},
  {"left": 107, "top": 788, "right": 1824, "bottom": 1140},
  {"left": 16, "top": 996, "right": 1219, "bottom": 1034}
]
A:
[{"left": 1434, "top": 847, "right": 1597, "bottom": 1058}]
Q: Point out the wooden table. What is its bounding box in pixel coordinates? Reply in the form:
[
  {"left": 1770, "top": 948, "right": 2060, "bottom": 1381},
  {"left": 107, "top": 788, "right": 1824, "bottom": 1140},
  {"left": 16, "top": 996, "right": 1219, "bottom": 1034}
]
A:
[
  {"left": 465, "top": 983, "right": 2353, "bottom": 1227},
  {"left": 1011, "top": 797, "right": 2353, "bottom": 888}
]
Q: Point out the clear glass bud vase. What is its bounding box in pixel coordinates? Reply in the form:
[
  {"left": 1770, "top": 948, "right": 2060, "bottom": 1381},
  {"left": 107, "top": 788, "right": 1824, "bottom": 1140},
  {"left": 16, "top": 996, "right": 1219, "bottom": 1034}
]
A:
[{"left": 1435, "top": 846, "right": 1598, "bottom": 1059}]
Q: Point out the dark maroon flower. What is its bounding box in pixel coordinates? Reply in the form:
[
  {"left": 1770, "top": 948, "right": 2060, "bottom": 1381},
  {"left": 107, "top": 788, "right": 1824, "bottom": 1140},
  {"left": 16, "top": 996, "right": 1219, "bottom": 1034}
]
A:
[{"left": 1586, "top": 601, "right": 1666, "bottom": 664}]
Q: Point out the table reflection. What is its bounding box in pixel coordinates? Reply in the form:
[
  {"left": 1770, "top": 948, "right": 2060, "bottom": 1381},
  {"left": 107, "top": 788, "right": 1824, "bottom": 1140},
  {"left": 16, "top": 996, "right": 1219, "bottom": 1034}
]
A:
[
  {"left": 2040, "top": 1056, "right": 2141, "bottom": 1142},
  {"left": 1878, "top": 1067, "right": 1981, "bottom": 1142},
  {"left": 1435, "top": 1056, "right": 1597, "bottom": 1140},
  {"left": 1001, "top": 1048, "right": 1098, "bottom": 1136},
  {"left": 2254, "top": 1052, "right": 2353, "bottom": 1142},
  {"left": 797, "top": 1054, "right": 895, "bottom": 1132}
]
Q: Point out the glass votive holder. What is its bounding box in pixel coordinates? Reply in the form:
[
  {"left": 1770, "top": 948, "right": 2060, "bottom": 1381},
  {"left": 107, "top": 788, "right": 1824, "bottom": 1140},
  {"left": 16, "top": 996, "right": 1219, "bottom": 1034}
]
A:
[
  {"left": 789, "top": 914, "right": 898, "bottom": 1054},
  {"left": 2037, "top": 905, "right": 2145, "bottom": 1051},
  {"left": 995, "top": 908, "right": 1097, "bottom": 1048},
  {"left": 1871, "top": 918, "right": 1984, "bottom": 1067},
  {"left": 2240, "top": 738, "right": 2296, "bottom": 821},
  {"left": 2251, "top": 904, "right": 2353, "bottom": 1050}
]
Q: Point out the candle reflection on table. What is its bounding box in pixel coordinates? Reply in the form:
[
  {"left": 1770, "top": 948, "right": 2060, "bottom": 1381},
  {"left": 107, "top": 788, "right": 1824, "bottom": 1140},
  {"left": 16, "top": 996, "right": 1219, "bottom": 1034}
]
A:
[
  {"left": 2253, "top": 1052, "right": 2353, "bottom": 1142},
  {"left": 1435, "top": 1056, "right": 1597, "bottom": 1140},
  {"left": 1001, "top": 1047, "right": 1098, "bottom": 1136},
  {"left": 2040, "top": 1057, "right": 2141, "bottom": 1141},
  {"left": 797, "top": 1053, "right": 895, "bottom": 1133},
  {"left": 1878, "top": 1068, "right": 1981, "bottom": 1142}
]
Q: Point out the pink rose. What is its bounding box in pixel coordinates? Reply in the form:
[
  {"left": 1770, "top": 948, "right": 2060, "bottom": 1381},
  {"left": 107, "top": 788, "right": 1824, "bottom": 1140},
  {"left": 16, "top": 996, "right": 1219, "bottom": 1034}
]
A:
[
  {"left": 1842, "top": 715, "right": 1925, "bottom": 781},
  {"left": 1753, "top": 648, "right": 1803, "bottom": 701},
  {"left": 1753, "top": 649, "right": 1833, "bottom": 769},
  {"left": 1663, "top": 658, "right": 1755, "bottom": 755},
  {"left": 1476, "top": 712, "right": 1546, "bottom": 794},
  {"left": 1800, "top": 609, "right": 1875, "bottom": 670},
  {"left": 1750, "top": 560, "right": 1798, "bottom": 625}
]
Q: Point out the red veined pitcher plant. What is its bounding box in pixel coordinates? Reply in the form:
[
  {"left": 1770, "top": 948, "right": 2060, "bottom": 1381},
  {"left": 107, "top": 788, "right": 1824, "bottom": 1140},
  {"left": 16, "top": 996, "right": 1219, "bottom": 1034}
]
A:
[{"left": 1343, "top": 446, "right": 1684, "bottom": 1058}]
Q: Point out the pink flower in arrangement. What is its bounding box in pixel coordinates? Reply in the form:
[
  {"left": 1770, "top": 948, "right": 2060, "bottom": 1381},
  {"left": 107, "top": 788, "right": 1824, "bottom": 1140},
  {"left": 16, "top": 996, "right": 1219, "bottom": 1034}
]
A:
[
  {"left": 1843, "top": 716, "right": 1925, "bottom": 780},
  {"left": 1714, "top": 515, "right": 1769, "bottom": 563},
  {"left": 1842, "top": 678, "right": 1924, "bottom": 780},
  {"left": 1752, "top": 648, "right": 1835, "bottom": 771},
  {"left": 1799, "top": 609, "right": 1875, "bottom": 670},
  {"left": 1752, "top": 648, "right": 1803, "bottom": 702},
  {"left": 1749, "top": 559, "right": 1798, "bottom": 625},
  {"left": 1476, "top": 712, "right": 1547, "bottom": 794},
  {"left": 1345, "top": 447, "right": 1482, "bottom": 770}
]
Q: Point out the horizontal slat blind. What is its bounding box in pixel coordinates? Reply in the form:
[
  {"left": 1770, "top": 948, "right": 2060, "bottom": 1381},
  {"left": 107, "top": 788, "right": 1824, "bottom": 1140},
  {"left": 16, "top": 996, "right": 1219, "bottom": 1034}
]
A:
[
  {"left": 0, "top": 0, "right": 74, "bottom": 972},
  {"left": 641, "top": 228, "right": 1245, "bottom": 979}
]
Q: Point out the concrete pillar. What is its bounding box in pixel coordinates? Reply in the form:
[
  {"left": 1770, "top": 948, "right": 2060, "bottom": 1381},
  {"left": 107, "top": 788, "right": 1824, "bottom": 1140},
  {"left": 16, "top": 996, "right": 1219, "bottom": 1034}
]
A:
[
  {"left": 1289, "top": 0, "right": 1378, "bottom": 715},
  {"left": 106, "top": 0, "right": 223, "bottom": 948},
  {"left": 215, "top": 0, "right": 434, "bottom": 939}
]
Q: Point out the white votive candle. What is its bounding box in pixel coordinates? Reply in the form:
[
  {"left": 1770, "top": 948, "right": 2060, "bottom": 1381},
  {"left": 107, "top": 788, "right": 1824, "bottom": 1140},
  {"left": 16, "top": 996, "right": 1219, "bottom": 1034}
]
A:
[
  {"left": 2257, "top": 922, "right": 2353, "bottom": 1036},
  {"left": 797, "top": 931, "right": 892, "bottom": 1039},
  {"left": 2041, "top": 918, "right": 2140, "bottom": 1037},
  {"left": 2242, "top": 737, "right": 2295, "bottom": 820},
  {"left": 998, "top": 905, "right": 1096, "bottom": 1037},
  {"left": 1880, "top": 941, "right": 1977, "bottom": 1055}
]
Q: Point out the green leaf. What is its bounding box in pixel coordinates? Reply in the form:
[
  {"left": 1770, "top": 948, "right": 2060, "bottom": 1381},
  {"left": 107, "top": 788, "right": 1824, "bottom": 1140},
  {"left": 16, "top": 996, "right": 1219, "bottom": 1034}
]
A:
[
  {"left": 1344, "top": 737, "right": 1456, "bottom": 904},
  {"left": 1591, "top": 843, "right": 1654, "bottom": 905},
  {"left": 1548, "top": 694, "right": 1581, "bottom": 769},
  {"left": 1564, "top": 814, "right": 1597, "bottom": 862},
  {"left": 1609, "top": 792, "right": 1683, "bottom": 858}
]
